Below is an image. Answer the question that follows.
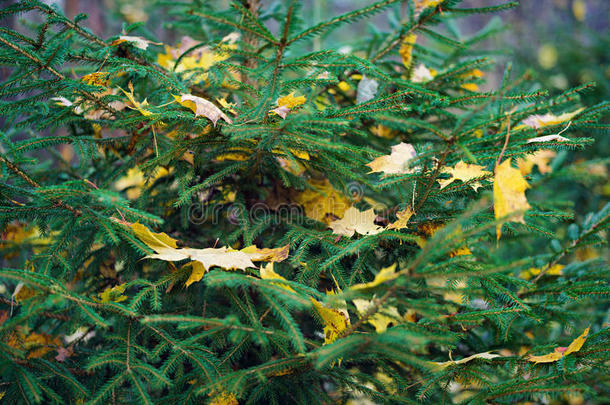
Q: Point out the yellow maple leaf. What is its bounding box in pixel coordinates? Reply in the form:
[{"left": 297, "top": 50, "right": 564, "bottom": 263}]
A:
[
  {"left": 329, "top": 206, "right": 382, "bottom": 238},
  {"left": 399, "top": 33, "right": 417, "bottom": 69},
  {"left": 310, "top": 297, "right": 350, "bottom": 345},
  {"left": 366, "top": 142, "right": 417, "bottom": 175},
  {"left": 517, "top": 150, "right": 556, "bottom": 175},
  {"left": 387, "top": 207, "right": 415, "bottom": 230},
  {"left": 351, "top": 263, "right": 398, "bottom": 290},
  {"left": 114, "top": 166, "right": 171, "bottom": 200},
  {"left": 438, "top": 160, "right": 491, "bottom": 191},
  {"left": 81, "top": 72, "right": 110, "bottom": 86},
  {"left": 294, "top": 179, "right": 350, "bottom": 223},
  {"left": 260, "top": 263, "right": 295, "bottom": 292},
  {"left": 119, "top": 82, "right": 152, "bottom": 116},
  {"left": 520, "top": 264, "right": 564, "bottom": 280},
  {"left": 528, "top": 327, "right": 589, "bottom": 363},
  {"left": 352, "top": 298, "right": 401, "bottom": 333},
  {"left": 432, "top": 351, "right": 500, "bottom": 369},
  {"left": 174, "top": 94, "right": 232, "bottom": 126},
  {"left": 494, "top": 159, "right": 531, "bottom": 240},
  {"left": 97, "top": 283, "right": 128, "bottom": 303},
  {"left": 370, "top": 124, "right": 394, "bottom": 139},
  {"left": 241, "top": 244, "right": 290, "bottom": 262}
]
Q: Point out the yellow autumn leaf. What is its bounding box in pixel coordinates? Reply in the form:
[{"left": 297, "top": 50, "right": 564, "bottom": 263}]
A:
[
  {"left": 517, "top": 150, "right": 556, "bottom": 175},
  {"left": 518, "top": 108, "right": 584, "bottom": 130},
  {"left": 414, "top": 0, "right": 444, "bottom": 19},
  {"left": 494, "top": 159, "right": 531, "bottom": 240},
  {"left": 114, "top": 166, "right": 171, "bottom": 199},
  {"left": 437, "top": 160, "right": 491, "bottom": 191},
  {"left": 520, "top": 264, "right": 564, "bottom": 280},
  {"left": 271, "top": 92, "right": 306, "bottom": 118},
  {"left": 329, "top": 206, "right": 382, "bottom": 238},
  {"left": 174, "top": 94, "right": 232, "bottom": 126},
  {"left": 81, "top": 72, "right": 110, "bottom": 86},
  {"left": 241, "top": 244, "right": 290, "bottom": 262},
  {"left": 387, "top": 207, "right": 415, "bottom": 230},
  {"left": 7, "top": 329, "right": 63, "bottom": 359},
  {"left": 528, "top": 327, "right": 589, "bottom": 363},
  {"left": 352, "top": 298, "right": 401, "bottom": 333},
  {"left": 351, "top": 263, "right": 398, "bottom": 290},
  {"left": 208, "top": 391, "right": 238, "bottom": 405},
  {"left": 184, "top": 261, "right": 206, "bottom": 288},
  {"left": 432, "top": 351, "right": 500, "bottom": 369},
  {"left": 111, "top": 35, "right": 161, "bottom": 50},
  {"left": 399, "top": 33, "right": 417, "bottom": 69},
  {"left": 13, "top": 282, "right": 38, "bottom": 303},
  {"left": 97, "top": 283, "right": 128, "bottom": 303},
  {"left": 157, "top": 35, "right": 237, "bottom": 77},
  {"left": 217, "top": 97, "right": 236, "bottom": 114},
  {"left": 294, "top": 179, "right": 350, "bottom": 223},
  {"left": 260, "top": 262, "right": 295, "bottom": 292},
  {"left": 370, "top": 124, "right": 394, "bottom": 139},
  {"left": 366, "top": 142, "right": 418, "bottom": 175},
  {"left": 411, "top": 63, "right": 437, "bottom": 83},
  {"left": 120, "top": 82, "right": 152, "bottom": 116},
  {"left": 310, "top": 297, "right": 350, "bottom": 345}
]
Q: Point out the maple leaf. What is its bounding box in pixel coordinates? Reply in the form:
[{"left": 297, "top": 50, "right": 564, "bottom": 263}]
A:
[
  {"left": 528, "top": 327, "right": 589, "bottom": 363},
  {"left": 493, "top": 159, "right": 531, "bottom": 240},
  {"left": 259, "top": 263, "right": 295, "bottom": 292},
  {"left": 271, "top": 92, "right": 306, "bottom": 118},
  {"left": 518, "top": 108, "right": 584, "bottom": 129},
  {"left": 517, "top": 150, "right": 556, "bottom": 175},
  {"left": 111, "top": 35, "right": 161, "bottom": 50},
  {"left": 310, "top": 297, "right": 350, "bottom": 345},
  {"left": 120, "top": 82, "right": 152, "bottom": 116},
  {"left": 366, "top": 142, "right": 418, "bottom": 175},
  {"left": 432, "top": 352, "right": 500, "bottom": 369},
  {"left": 351, "top": 263, "right": 398, "bottom": 290},
  {"left": 329, "top": 206, "right": 382, "bottom": 238},
  {"left": 174, "top": 94, "right": 232, "bottom": 125},
  {"left": 399, "top": 33, "right": 417, "bottom": 69},
  {"left": 114, "top": 166, "right": 171, "bottom": 199},
  {"left": 294, "top": 179, "right": 350, "bottom": 223},
  {"left": 387, "top": 207, "right": 415, "bottom": 230},
  {"left": 352, "top": 298, "right": 401, "bottom": 333},
  {"left": 437, "top": 160, "right": 491, "bottom": 191},
  {"left": 241, "top": 244, "right": 290, "bottom": 262}
]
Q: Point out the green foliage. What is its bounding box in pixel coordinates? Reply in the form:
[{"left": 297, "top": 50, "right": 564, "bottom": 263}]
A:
[{"left": 0, "top": 0, "right": 608, "bottom": 404}]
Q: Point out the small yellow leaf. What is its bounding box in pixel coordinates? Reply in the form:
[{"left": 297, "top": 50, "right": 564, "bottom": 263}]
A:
[
  {"left": 97, "top": 283, "right": 128, "bottom": 303},
  {"left": 271, "top": 92, "right": 306, "bottom": 118},
  {"left": 81, "top": 72, "right": 110, "bottom": 86},
  {"left": 366, "top": 142, "right": 417, "bottom": 175},
  {"left": 120, "top": 82, "right": 152, "bottom": 116},
  {"left": 174, "top": 94, "right": 232, "bottom": 125},
  {"left": 460, "top": 82, "right": 479, "bottom": 92},
  {"left": 352, "top": 298, "right": 401, "bottom": 333},
  {"left": 241, "top": 244, "right": 289, "bottom": 262},
  {"left": 111, "top": 35, "right": 161, "bottom": 50},
  {"left": 386, "top": 207, "right": 414, "bottom": 230},
  {"left": 493, "top": 159, "right": 531, "bottom": 240},
  {"left": 528, "top": 327, "right": 589, "bottom": 363},
  {"left": 260, "top": 263, "right": 295, "bottom": 292},
  {"left": 294, "top": 179, "right": 350, "bottom": 223},
  {"left": 337, "top": 81, "right": 351, "bottom": 92},
  {"left": 329, "top": 206, "right": 382, "bottom": 238},
  {"left": 438, "top": 160, "right": 491, "bottom": 191},
  {"left": 351, "top": 263, "right": 398, "bottom": 290},
  {"left": 572, "top": 0, "right": 586, "bottom": 22},
  {"left": 519, "top": 108, "right": 584, "bottom": 129},
  {"left": 209, "top": 391, "right": 238, "bottom": 405},
  {"left": 184, "top": 261, "right": 206, "bottom": 287},
  {"left": 399, "top": 33, "right": 417, "bottom": 69},
  {"left": 520, "top": 264, "right": 564, "bottom": 280},
  {"left": 411, "top": 63, "right": 436, "bottom": 83}
]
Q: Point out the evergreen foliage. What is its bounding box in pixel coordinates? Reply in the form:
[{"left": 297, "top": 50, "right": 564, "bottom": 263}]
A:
[{"left": 0, "top": 0, "right": 608, "bottom": 403}]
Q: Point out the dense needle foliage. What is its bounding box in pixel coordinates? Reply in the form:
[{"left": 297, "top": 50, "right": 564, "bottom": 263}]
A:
[{"left": 0, "top": 0, "right": 608, "bottom": 404}]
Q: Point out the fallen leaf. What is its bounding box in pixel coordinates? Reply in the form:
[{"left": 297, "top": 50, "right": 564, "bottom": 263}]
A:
[
  {"left": 527, "top": 134, "right": 571, "bottom": 143},
  {"left": 294, "top": 179, "right": 350, "bottom": 223},
  {"left": 241, "top": 244, "right": 289, "bottom": 262},
  {"left": 432, "top": 351, "right": 500, "bottom": 369},
  {"left": 310, "top": 297, "right": 350, "bottom": 345},
  {"left": 114, "top": 166, "right": 171, "bottom": 199},
  {"left": 260, "top": 262, "right": 295, "bottom": 292},
  {"left": 55, "top": 345, "right": 74, "bottom": 362},
  {"left": 271, "top": 92, "right": 306, "bottom": 118},
  {"left": 399, "top": 33, "right": 417, "bottom": 69},
  {"left": 351, "top": 263, "right": 398, "bottom": 290},
  {"left": 352, "top": 298, "right": 401, "bottom": 333},
  {"left": 438, "top": 160, "right": 491, "bottom": 191},
  {"left": 208, "top": 391, "right": 238, "bottom": 405},
  {"left": 517, "top": 150, "right": 556, "bottom": 175},
  {"left": 386, "top": 207, "right": 415, "bottom": 230},
  {"left": 356, "top": 75, "right": 379, "bottom": 104},
  {"left": 97, "top": 283, "right": 128, "bottom": 303},
  {"left": 519, "top": 108, "right": 584, "bottom": 129},
  {"left": 174, "top": 94, "right": 232, "bottom": 125},
  {"left": 366, "top": 142, "right": 417, "bottom": 175},
  {"left": 111, "top": 35, "right": 161, "bottom": 50},
  {"left": 528, "top": 327, "right": 589, "bottom": 363},
  {"left": 329, "top": 206, "right": 382, "bottom": 238},
  {"left": 120, "top": 82, "right": 152, "bottom": 116},
  {"left": 494, "top": 159, "right": 531, "bottom": 240},
  {"left": 411, "top": 63, "right": 437, "bottom": 83}
]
